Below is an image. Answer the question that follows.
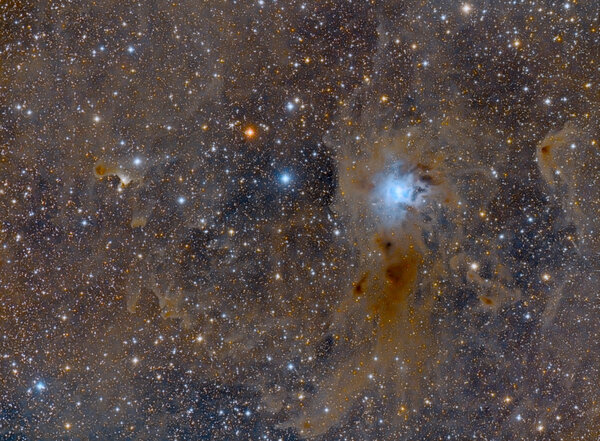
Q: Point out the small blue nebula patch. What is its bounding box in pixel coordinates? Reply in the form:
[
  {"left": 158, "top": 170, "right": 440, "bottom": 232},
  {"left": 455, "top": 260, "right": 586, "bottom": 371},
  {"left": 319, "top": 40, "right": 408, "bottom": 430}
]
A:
[{"left": 370, "top": 162, "right": 429, "bottom": 225}]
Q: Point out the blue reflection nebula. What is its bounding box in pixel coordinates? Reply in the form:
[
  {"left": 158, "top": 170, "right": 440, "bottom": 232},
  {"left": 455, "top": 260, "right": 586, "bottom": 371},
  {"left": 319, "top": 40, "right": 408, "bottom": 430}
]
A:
[
  {"left": 382, "top": 175, "right": 415, "bottom": 205},
  {"left": 371, "top": 162, "right": 428, "bottom": 226}
]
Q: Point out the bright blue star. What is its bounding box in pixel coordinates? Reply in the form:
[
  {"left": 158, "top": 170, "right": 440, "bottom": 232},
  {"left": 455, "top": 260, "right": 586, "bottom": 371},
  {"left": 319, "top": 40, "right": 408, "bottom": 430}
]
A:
[{"left": 280, "top": 173, "right": 291, "bottom": 185}]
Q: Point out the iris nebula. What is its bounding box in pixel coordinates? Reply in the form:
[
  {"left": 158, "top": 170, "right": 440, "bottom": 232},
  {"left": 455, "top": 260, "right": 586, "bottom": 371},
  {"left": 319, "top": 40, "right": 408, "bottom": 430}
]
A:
[{"left": 371, "top": 162, "right": 429, "bottom": 226}]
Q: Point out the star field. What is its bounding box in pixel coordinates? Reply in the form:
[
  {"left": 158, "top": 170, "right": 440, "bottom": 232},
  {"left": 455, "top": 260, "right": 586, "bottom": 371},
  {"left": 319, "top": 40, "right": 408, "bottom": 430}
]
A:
[{"left": 0, "top": 0, "right": 599, "bottom": 440}]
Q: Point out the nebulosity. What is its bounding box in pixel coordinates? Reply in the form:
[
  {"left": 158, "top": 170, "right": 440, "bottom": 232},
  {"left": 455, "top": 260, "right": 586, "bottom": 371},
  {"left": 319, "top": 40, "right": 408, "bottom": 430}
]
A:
[
  {"left": 1, "top": 0, "right": 599, "bottom": 440},
  {"left": 369, "top": 161, "right": 430, "bottom": 226}
]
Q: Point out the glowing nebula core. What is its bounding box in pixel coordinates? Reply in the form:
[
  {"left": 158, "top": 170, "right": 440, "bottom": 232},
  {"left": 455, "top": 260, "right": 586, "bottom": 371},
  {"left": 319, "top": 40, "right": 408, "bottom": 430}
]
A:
[{"left": 370, "top": 162, "right": 429, "bottom": 225}]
